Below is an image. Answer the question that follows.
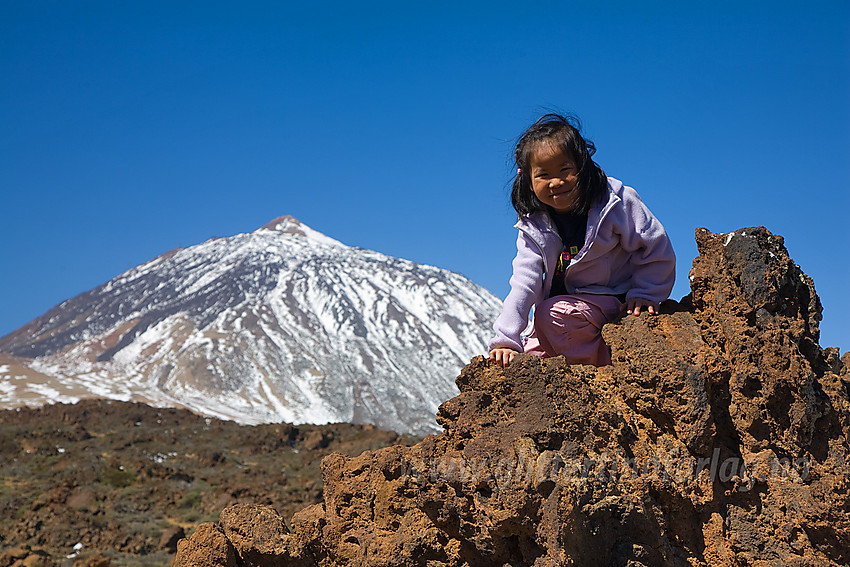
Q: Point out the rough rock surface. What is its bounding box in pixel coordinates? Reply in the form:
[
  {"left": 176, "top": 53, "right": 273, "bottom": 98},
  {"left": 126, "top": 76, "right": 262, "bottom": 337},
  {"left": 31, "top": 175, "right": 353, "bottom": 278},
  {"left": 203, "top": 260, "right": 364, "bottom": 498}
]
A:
[{"left": 174, "top": 227, "right": 850, "bottom": 566}]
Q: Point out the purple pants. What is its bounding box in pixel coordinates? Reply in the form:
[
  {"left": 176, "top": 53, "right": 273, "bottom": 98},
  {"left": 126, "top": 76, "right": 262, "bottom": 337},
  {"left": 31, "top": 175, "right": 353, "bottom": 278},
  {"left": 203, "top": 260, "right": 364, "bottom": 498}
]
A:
[{"left": 523, "top": 294, "right": 623, "bottom": 367}]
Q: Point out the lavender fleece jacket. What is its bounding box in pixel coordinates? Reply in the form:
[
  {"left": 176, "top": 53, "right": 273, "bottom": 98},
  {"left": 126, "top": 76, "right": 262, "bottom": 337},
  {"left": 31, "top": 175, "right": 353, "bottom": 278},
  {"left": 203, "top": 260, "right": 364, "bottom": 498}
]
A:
[{"left": 489, "top": 177, "right": 676, "bottom": 353}]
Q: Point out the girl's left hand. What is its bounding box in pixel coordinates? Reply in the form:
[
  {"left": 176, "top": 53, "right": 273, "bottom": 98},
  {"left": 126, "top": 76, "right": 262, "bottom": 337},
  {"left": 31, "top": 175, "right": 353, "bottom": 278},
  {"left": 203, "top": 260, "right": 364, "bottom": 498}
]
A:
[{"left": 626, "top": 298, "right": 659, "bottom": 316}]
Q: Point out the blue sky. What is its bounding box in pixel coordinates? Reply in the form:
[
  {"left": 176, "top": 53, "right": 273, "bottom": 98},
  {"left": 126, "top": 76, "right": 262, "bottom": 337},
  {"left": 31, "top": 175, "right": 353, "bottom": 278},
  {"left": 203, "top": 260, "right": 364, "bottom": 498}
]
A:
[{"left": 2, "top": 1, "right": 849, "bottom": 354}]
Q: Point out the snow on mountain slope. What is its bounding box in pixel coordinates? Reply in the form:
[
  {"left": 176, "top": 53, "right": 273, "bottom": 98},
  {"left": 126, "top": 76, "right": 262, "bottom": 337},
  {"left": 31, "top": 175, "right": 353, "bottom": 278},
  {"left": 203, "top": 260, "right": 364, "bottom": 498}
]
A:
[{"left": 0, "top": 216, "right": 502, "bottom": 435}]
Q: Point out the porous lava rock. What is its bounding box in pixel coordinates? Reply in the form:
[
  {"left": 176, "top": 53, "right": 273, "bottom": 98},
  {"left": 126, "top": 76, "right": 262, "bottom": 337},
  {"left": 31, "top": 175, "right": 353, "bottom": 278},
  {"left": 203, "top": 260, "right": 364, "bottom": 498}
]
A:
[{"left": 173, "top": 227, "right": 849, "bottom": 566}]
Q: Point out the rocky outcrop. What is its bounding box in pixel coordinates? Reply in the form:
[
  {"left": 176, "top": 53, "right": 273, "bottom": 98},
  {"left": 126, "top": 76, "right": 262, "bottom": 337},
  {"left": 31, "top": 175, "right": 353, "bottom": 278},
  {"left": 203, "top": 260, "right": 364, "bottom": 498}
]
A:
[{"left": 174, "top": 227, "right": 850, "bottom": 566}]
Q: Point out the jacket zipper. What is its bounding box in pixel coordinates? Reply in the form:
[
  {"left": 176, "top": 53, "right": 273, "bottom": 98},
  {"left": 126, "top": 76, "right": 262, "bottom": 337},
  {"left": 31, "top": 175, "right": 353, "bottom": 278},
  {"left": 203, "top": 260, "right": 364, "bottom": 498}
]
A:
[
  {"left": 566, "top": 192, "right": 619, "bottom": 269},
  {"left": 515, "top": 188, "right": 620, "bottom": 295}
]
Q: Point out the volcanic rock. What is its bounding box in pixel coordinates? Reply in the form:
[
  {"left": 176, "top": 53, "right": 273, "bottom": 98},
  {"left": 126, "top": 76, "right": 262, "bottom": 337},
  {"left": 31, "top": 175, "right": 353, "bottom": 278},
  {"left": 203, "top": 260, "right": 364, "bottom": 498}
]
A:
[
  {"left": 174, "top": 227, "right": 849, "bottom": 566},
  {"left": 173, "top": 523, "right": 236, "bottom": 567}
]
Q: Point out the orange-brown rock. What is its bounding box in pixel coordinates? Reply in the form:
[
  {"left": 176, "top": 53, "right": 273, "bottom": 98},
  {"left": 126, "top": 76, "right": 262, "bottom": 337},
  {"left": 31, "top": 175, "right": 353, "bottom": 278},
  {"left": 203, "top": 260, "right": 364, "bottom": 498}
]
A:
[
  {"left": 173, "top": 227, "right": 849, "bottom": 566},
  {"left": 174, "top": 523, "right": 236, "bottom": 567},
  {"left": 218, "top": 504, "right": 313, "bottom": 567}
]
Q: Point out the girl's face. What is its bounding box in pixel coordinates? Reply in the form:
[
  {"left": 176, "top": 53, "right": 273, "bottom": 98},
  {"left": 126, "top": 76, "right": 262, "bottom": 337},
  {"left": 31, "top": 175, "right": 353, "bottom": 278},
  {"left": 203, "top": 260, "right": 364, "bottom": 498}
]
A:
[{"left": 529, "top": 143, "right": 579, "bottom": 213}]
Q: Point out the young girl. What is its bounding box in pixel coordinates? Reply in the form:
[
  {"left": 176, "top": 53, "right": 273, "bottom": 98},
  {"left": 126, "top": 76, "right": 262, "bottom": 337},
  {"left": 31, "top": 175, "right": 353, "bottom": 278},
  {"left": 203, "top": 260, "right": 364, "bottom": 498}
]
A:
[{"left": 489, "top": 114, "right": 676, "bottom": 368}]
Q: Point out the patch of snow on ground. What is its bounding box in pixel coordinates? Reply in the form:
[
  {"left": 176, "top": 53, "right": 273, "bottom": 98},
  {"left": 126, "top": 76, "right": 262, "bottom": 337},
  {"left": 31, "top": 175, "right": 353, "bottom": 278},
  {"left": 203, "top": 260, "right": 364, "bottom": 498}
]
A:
[
  {"left": 113, "top": 318, "right": 179, "bottom": 365},
  {"left": 182, "top": 254, "right": 237, "bottom": 296},
  {"left": 0, "top": 379, "right": 17, "bottom": 401},
  {"left": 24, "top": 382, "right": 80, "bottom": 404}
]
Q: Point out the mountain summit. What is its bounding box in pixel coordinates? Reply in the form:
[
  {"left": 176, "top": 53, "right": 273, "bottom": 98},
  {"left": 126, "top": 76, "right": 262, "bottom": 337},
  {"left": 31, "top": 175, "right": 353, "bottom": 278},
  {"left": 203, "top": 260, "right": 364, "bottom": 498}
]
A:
[{"left": 0, "top": 217, "right": 502, "bottom": 434}]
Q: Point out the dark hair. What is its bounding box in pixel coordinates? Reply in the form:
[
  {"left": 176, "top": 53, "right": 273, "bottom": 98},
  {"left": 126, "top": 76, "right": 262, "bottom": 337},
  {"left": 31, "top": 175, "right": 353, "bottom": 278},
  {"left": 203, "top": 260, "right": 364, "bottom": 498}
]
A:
[{"left": 511, "top": 113, "right": 608, "bottom": 218}]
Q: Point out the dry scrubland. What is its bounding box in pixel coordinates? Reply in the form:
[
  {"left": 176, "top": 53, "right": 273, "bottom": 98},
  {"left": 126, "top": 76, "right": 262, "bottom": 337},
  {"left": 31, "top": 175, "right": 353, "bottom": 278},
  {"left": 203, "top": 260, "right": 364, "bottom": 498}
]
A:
[{"left": 0, "top": 400, "right": 417, "bottom": 565}]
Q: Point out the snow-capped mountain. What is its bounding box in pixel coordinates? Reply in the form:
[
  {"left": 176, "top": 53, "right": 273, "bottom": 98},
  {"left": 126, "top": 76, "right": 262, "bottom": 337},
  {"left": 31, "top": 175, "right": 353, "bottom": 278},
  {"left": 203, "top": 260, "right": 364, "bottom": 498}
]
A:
[{"left": 0, "top": 216, "right": 502, "bottom": 435}]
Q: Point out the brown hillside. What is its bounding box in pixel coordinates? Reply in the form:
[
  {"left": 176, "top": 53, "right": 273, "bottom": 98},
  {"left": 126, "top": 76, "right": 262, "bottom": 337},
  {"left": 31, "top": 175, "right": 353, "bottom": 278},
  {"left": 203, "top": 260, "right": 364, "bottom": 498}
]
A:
[{"left": 0, "top": 400, "right": 416, "bottom": 565}]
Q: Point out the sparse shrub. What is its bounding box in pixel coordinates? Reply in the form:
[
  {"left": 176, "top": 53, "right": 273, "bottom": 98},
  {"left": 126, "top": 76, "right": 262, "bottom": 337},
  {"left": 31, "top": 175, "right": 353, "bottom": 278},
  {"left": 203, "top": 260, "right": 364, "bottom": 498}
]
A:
[
  {"left": 103, "top": 467, "right": 137, "bottom": 488},
  {"left": 177, "top": 486, "right": 205, "bottom": 509}
]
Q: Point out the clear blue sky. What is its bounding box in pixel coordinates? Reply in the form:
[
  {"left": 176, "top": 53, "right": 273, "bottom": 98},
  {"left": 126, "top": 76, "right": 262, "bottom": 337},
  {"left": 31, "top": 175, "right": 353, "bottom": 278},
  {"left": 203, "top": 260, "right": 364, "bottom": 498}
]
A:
[{"left": 2, "top": 1, "right": 849, "bottom": 354}]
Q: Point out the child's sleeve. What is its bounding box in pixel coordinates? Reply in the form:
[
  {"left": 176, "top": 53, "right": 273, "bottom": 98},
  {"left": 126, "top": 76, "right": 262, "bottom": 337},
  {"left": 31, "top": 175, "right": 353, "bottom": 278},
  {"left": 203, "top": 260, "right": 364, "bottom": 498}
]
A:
[
  {"left": 489, "top": 230, "right": 545, "bottom": 352},
  {"left": 618, "top": 190, "right": 676, "bottom": 304}
]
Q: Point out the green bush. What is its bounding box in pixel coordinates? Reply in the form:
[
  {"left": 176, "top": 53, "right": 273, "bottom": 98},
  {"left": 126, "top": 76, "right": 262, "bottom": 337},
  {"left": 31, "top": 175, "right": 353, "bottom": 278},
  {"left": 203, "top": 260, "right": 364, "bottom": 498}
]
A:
[{"left": 103, "top": 467, "right": 137, "bottom": 488}]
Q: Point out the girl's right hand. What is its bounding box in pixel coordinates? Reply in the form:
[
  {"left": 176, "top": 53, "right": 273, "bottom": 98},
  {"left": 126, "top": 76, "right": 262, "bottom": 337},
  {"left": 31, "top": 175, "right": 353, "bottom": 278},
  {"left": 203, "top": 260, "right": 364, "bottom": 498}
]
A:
[
  {"left": 626, "top": 297, "right": 660, "bottom": 316},
  {"left": 489, "top": 348, "right": 519, "bottom": 368}
]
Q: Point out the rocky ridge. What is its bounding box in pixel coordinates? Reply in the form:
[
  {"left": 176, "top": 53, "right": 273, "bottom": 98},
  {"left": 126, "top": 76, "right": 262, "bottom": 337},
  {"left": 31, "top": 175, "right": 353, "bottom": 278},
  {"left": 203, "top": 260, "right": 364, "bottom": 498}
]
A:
[{"left": 175, "top": 227, "right": 850, "bottom": 566}]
